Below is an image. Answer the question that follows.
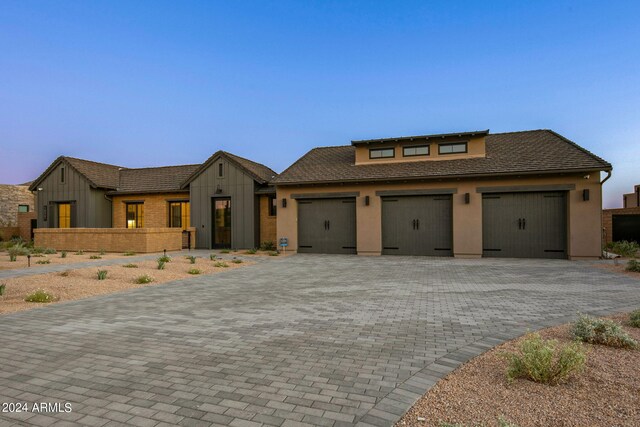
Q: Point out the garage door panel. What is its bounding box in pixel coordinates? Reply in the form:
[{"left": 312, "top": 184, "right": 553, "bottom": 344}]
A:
[{"left": 298, "top": 198, "right": 356, "bottom": 254}]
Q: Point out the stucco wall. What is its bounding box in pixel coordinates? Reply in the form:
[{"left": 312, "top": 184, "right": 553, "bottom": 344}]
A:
[
  {"left": 276, "top": 172, "right": 604, "bottom": 260},
  {"left": 34, "top": 228, "right": 183, "bottom": 253},
  {"left": 259, "top": 195, "right": 277, "bottom": 245}
]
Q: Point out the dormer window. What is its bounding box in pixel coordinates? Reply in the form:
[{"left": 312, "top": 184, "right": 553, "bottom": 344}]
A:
[
  {"left": 369, "top": 148, "right": 394, "bottom": 159},
  {"left": 403, "top": 145, "right": 429, "bottom": 157},
  {"left": 438, "top": 142, "right": 467, "bottom": 155}
]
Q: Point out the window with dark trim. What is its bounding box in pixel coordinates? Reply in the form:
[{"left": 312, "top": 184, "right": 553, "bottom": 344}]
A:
[
  {"left": 168, "top": 201, "right": 190, "bottom": 229},
  {"left": 438, "top": 142, "right": 467, "bottom": 155},
  {"left": 369, "top": 148, "right": 395, "bottom": 159},
  {"left": 403, "top": 145, "right": 430, "bottom": 157},
  {"left": 268, "top": 195, "right": 277, "bottom": 216},
  {"left": 218, "top": 162, "right": 224, "bottom": 177},
  {"left": 61, "top": 167, "right": 65, "bottom": 183},
  {"left": 126, "top": 203, "right": 144, "bottom": 228},
  {"left": 18, "top": 205, "right": 29, "bottom": 213}
]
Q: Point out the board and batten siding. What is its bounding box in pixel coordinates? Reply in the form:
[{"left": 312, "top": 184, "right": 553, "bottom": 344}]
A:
[
  {"left": 189, "top": 156, "right": 258, "bottom": 249},
  {"left": 35, "top": 160, "right": 112, "bottom": 228}
]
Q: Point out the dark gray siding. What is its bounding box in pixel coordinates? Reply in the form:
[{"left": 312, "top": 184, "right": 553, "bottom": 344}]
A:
[
  {"left": 34, "top": 160, "right": 112, "bottom": 228},
  {"left": 189, "top": 156, "right": 258, "bottom": 249}
]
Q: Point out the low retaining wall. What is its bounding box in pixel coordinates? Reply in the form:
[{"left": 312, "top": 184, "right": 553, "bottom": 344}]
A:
[
  {"left": 603, "top": 207, "right": 640, "bottom": 244},
  {"left": 0, "top": 227, "right": 20, "bottom": 241},
  {"left": 34, "top": 228, "right": 184, "bottom": 253}
]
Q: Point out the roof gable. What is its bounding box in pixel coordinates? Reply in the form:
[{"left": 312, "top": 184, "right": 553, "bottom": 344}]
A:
[
  {"left": 181, "top": 150, "right": 277, "bottom": 187},
  {"left": 29, "top": 156, "right": 122, "bottom": 191}
]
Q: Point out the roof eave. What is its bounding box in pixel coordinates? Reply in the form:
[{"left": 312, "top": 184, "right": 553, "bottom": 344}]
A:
[{"left": 351, "top": 129, "right": 490, "bottom": 146}]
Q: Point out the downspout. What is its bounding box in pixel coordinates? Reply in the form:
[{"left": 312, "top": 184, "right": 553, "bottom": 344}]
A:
[{"left": 600, "top": 170, "right": 612, "bottom": 255}]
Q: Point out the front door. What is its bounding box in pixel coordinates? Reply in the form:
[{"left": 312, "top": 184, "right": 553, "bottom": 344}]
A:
[
  {"left": 58, "top": 203, "right": 71, "bottom": 228},
  {"left": 212, "top": 198, "right": 231, "bottom": 249}
]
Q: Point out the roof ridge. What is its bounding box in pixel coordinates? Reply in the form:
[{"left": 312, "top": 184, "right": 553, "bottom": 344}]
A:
[
  {"left": 222, "top": 151, "right": 276, "bottom": 172},
  {"left": 64, "top": 156, "right": 123, "bottom": 169},
  {"left": 121, "top": 163, "right": 200, "bottom": 171},
  {"left": 487, "top": 129, "right": 548, "bottom": 136}
]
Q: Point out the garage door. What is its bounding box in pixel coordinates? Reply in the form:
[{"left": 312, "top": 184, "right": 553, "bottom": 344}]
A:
[
  {"left": 297, "top": 198, "right": 356, "bottom": 254},
  {"left": 482, "top": 191, "right": 567, "bottom": 259},
  {"left": 381, "top": 195, "right": 453, "bottom": 256}
]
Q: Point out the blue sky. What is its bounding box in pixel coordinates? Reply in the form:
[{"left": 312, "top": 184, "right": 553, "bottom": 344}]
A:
[{"left": 0, "top": 1, "right": 638, "bottom": 207}]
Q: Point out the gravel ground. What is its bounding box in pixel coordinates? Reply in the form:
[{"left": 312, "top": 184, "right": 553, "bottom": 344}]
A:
[
  {"left": 0, "top": 255, "right": 251, "bottom": 315},
  {"left": 396, "top": 313, "right": 640, "bottom": 427},
  {"left": 0, "top": 251, "right": 154, "bottom": 270}
]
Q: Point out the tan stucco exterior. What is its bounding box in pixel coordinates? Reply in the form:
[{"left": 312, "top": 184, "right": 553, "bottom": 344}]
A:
[{"left": 276, "top": 172, "right": 604, "bottom": 260}]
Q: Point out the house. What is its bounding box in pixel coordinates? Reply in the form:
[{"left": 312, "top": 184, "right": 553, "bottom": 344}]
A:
[
  {"left": 603, "top": 184, "right": 640, "bottom": 244},
  {"left": 0, "top": 182, "right": 36, "bottom": 241},
  {"left": 274, "top": 129, "right": 611, "bottom": 259},
  {"left": 28, "top": 151, "right": 277, "bottom": 251}
]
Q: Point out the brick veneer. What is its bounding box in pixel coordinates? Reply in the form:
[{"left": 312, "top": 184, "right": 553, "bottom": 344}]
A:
[
  {"left": 602, "top": 206, "right": 640, "bottom": 244},
  {"left": 34, "top": 228, "right": 183, "bottom": 252},
  {"left": 112, "top": 192, "right": 189, "bottom": 228},
  {"left": 17, "top": 211, "right": 36, "bottom": 241},
  {"left": 259, "top": 195, "right": 277, "bottom": 245},
  {"left": 0, "top": 227, "right": 20, "bottom": 241}
]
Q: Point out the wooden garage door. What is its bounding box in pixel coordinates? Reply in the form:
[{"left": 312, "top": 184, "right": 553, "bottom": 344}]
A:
[
  {"left": 381, "top": 195, "right": 453, "bottom": 256},
  {"left": 297, "top": 198, "right": 356, "bottom": 254},
  {"left": 482, "top": 191, "right": 567, "bottom": 259}
]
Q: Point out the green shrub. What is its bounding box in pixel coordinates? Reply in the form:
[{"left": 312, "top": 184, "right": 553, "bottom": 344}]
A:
[
  {"left": 209, "top": 253, "right": 217, "bottom": 260},
  {"left": 157, "top": 260, "right": 166, "bottom": 270},
  {"left": 214, "top": 261, "right": 228, "bottom": 268},
  {"left": 605, "top": 240, "right": 640, "bottom": 257},
  {"left": 8, "top": 243, "right": 30, "bottom": 261},
  {"left": 25, "top": 289, "right": 56, "bottom": 303},
  {"left": 0, "top": 284, "right": 5, "bottom": 296},
  {"left": 220, "top": 249, "right": 230, "bottom": 254},
  {"left": 9, "top": 253, "right": 17, "bottom": 262},
  {"left": 135, "top": 274, "right": 153, "bottom": 284},
  {"left": 188, "top": 268, "right": 201, "bottom": 275},
  {"left": 124, "top": 251, "right": 136, "bottom": 256},
  {"left": 186, "top": 255, "right": 196, "bottom": 264},
  {"left": 97, "top": 270, "right": 108, "bottom": 280},
  {"left": 75, "top": 250, "right": 84, "bottom": 255},
  {"left": 99, "top": 248, "right": 106, "bottom": 255},
  {"left": 31, "top": 246, "right": 45, "bottom": 254},
  {"left": 122, "top": 263, "right": 138, "bottom": 268},
  {"left": 158, "top": 255, "right": 171, "bottom": 263},
  {"left": 502, "top": 333, "right": 586, "bottom": 385},
  {"left": 268, "top": 251, "right": 279, "bottom": 256},
  {"left": 43, "top": 248, "right": 56, "bottom": 254},
  {"left": 259, "top": 241, "right": 276, "bottom": 251},
  {"left": 232, "top": 259, "right": 242, "bottom": 264},
  {"left": 89, "top": 255, "right": 102, "bottom": 260},
  {"left": 630, "top": 310, "right": 640, "bottom": 328},
  {"left": 60, "top": 251, "right": 67, "bottom": 258},
  {"left": 35, "top": 260, "right": 51, "bottom": 264},
  {"left": 245, "top": 248, "right": 257, "bottom": 255},
  {"left": 572, "top": 314, "right": 638, "bottom": 349},
  {"left": 626, "top": 259, "right": 640, "bottom": 272}
]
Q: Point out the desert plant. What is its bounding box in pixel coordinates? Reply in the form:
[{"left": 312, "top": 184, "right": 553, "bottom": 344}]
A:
[
  {"left": 124, "top": 251, "right": 136, "bottom": 256},
  {"left": 209, "top": 253, "right": 217, "bottom": 260},
  {"left": 99, "top": 248, "right": 106, "bottom": 255},
  {"left": 75, "top": 250, "right": 84, "bottom": 255},
  {"left": 157, "top": 260, "right": 166, "bottom": 270},
  {"left": 135, "top": 274, "right": 153, "bottom": 284},
  {"left": 268, "top": 251, "right": 279, "bottom": 256},
  {"left": 626, "top": 259, "right": 640, "bottom": 273},
  {"left": 89, "top": 255, "right": 102, "bottom": 260},
  {"left": 0, "top": 284, "right": 5, "bottom": 296},
  {"left": 31, "top": 246, "right": 45, "bottom": 254},
  {"left": 43, "top": 248, "right": 56, "bottom": 254},
  {"left": 231, "top": 259, "right": 242, "bottom": 264},
  {"left": 245, "top": 248, "right": 257, "bottom": 255},
  {"left": 220, "top": 249, "right": 230, "bottom": 254},
  {"left": 214, "top": 261, "right": 228, "bottom": 268},
  {"left": 503, "top": 333, "right": 586, "bottom": 385},
  {"left": 259, "top": 241, "right": 276, "bottom": 251},
  {"left": 604, "top": 240, "right": 640, "bottom": 258},
  {"left": 8, "top": 242, "right": 29, "bottom": 261},
  {"left": 186, "top": 255, "right": 196, "bottom": 264},
  {"left": 60, "top": 251, "right": 67, "bottom": 258},
  {"left": 24, "top": 289, "right": 55, "bottom": 303},
  {"left": 35, "top": 260, "right": 51, "bottom": 264},
  {"left": 187, "top": 268, "right": 201, "bottom": 275},
  {"left": 630, "top": 310, "right": 640, "bottom": 328},
  {"left": 158, "top": 254, "right": 171, "bottom": 263},
  {"left": 97, "top": 270, "right": 108, "bottom": 280},
  {"left": 572, "top": 314, "right": 638, "bottom": 349},
  {"left": 122, "top": 263, "right": 138, "bottom": 268}
]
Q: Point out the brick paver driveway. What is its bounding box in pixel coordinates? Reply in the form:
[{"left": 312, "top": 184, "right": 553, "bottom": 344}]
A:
[{"left": 2, "top": 255, "right": 639, "bottom": 427}]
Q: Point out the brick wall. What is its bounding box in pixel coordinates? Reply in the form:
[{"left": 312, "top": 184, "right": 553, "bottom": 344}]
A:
[
  {"left": 112, "top": 192, "right": 189, "bottom": 228},
  {"left": 602, "top": 207, "right": 640, "bottom": 244},
  {"left": 17, "top": 211, "right": 36, "bottom": 241},
  {"left": 259, "top": 195, "right": 277, "bottom": 245},
  {"left": 34, "top": 228, "right": 183, "bottom": 253},
  {"left": 0, "top": 184, "right": 35, "bottom": 227},
  {"left": 0, "top": 227, "right": 20, "bottom": 241}
]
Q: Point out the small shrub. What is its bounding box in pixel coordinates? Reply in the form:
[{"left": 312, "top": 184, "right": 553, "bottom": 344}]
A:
[
  {"left": 268, "top": 251, "right": 279, "bottom": 256},
  {"left": 209, "top": 253, "right": 217, "bottom": 260},
  {"left": 59, "top": 270, "right": 70, "bottom": 277},
  {"left": 245, "top": 248, "right": 257, "bottom": 255},
  {"left": 43, "top": 248, "right": 56, "bottom": 254},
  {"left": 99, "top": 248, "right": 106, "bottom": 255},
  {"left": 259, "top": 241, "right": 276, "bottom": 251},
  {"left": 572, "top": 314, "right": 638, "bottom": 349},
  {"left": 630, "top": 310, "right": 640, "bottom": 328},
  {"left": 97, "top": 270, "right": 108, "bottom": 280},
  {"left": 31, "top": 246, "right": 45, "bottom": 254},
  {"left": 605, "top": 240, "right": 640, "bottom": 258},
  {"left": 9, "top": 253, "right": 17, "bottom": 262},
  {"left": 89, "top": 255, "right": 102, "bottom": 260},
  {"left": 35, "top": 260, "right": 51, "bottom": 265},
  {"left": 158, "top": 255, "right": 171, "bottom": 263},
  {"left": 220, "top": 249, "right": 230, "bottom": 254},
  {"left": 214, "top": 261, "right": 228, "bottom": 268},
  {"left": 187, "top": 268, "right": 201, "bottom": 275},
  {"left": 232, "top": 259, "right": 242, "bottom": 264},
  {"left": 122, "top": 263, "right": 138, "bottom": 268},
  {"left": 25, "top": 289, "right": 55, "bottom": 303},
  {"left": 157, "top": 260, "right": 166, "bottom": 270},
  {"left": 0, "top": 284, "right": 5, "bottom": 296},
  {"left": 503, "top": 333, "right": 586, "bottom": 385},
  {"left": 60, "top": 251, "right": 67, "bottom": 258},
  {"left": 75, "top": 250, "right": 84, "bottom": 255},
  {"left": 135, "top": 274, "right": 153, "bottom": 284},
  {"left": 626, "top": 259, "right": 640, "bottom": 273},
  {"left": 8, "top": 243, "right": 29, "bottom": 261},
  {"left": 186, "top": 255, "right": 196, "bottom": 264},
  {"left": 124, "top": 251, "right": 136, "bottom": 256}
]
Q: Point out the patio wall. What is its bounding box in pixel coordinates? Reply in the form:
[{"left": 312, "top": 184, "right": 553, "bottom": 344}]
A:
[{"left": 34, "top": 228, "right": 184, "bottom": 253}]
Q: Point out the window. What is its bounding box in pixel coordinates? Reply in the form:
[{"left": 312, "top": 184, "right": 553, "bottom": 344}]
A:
[
  {"left": 61, "top": 167, "right": 65, "bottom": 183},
  {"left": 43, "top": 206, "right": 48, "bottom": 221},
  {"left": 268, "top": 195, "right": 277, "bottom": 216},
  {"left": 403, "top": 145, "right": 430, "bottom": 157},
  {"left": 58, "top": 203, "right": 71, "bottom": 228},
  {"left": 126, "top": 203, "right": 144, "bottom": 228},
  {"left": 168, "top": 201, "right": 190, "bottom": 229},
  {"left": 218, "top": 162, "right": 224, "bottom": 177},
  {"left": 438, "top": 142, "right": 467, "bottom": 155},
  {"left": 369, "top": 148, "right": 395, "bottom": 159},
  {"left": 18, "top": 205, "right": 29, "bottom": 213}
]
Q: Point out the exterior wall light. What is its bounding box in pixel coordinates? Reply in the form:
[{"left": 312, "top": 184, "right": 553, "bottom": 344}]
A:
[
  {"left": 583, "top": 189, "right": 590, "bottom": 201},
  {"left": 365, "top": 196, "right": 370, "bottom": 206},
  {"left": 464, "top": 193, "right": 470, "bottom": 204},
  {"left": 282, "top": 198, "right": 287, "bottom": 208}
]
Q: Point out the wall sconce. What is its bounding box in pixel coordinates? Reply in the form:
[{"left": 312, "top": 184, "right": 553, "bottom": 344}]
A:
[
  {"left": 365, "top": 196, "right": 370, "bottom": 206},
  {"left": 282, "top": 198, "right": 287, "bottom": 208},
  {"left": 215, "top": 185, "right": 222, "bottom": 194},
  {"left": 583, "top": 189, "right": 590, "bottom": 201},
  {"left": 464, "top": 193, "right": 470, "bottom": 204}
]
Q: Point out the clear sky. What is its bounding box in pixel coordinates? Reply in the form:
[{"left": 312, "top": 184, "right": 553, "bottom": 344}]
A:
[{"left": 1, "top": 1, "right": 638, "bottom": 208}]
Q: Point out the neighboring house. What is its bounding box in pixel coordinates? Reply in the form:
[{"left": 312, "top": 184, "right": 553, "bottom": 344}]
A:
[
  {"left": 29, "top": 151, "right": 277, "bottom": 250},
  {"left": 0, "top": 183, "right": 36, "bottom": 240},
  {"left": 274, "top": 129, "right": 611, "bottom": 260},
  {"left": 603, "top": 184, "right": 640, "bottom": 244}
]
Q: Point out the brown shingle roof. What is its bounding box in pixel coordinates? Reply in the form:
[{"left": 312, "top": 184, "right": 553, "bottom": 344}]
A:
[
  {"left": 181, "top": 150, "right": 277, "bottom": 187},
  {"left": 112, "top": 164, "right": 200, "bottom": 194},
  {"left": 274, "top": 130, "right": 611, "bottom": 185},
  {"left": 29, "top": 156, "right": 123, "bottom": 191}
]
